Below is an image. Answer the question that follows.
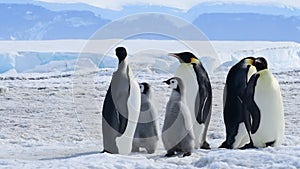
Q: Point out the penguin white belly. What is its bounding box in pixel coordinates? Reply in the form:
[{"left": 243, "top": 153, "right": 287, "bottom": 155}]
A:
[
  {"left": 251, "top": 77, "right": 284, "bottom": 148},
  {"left": 116, "top": 69, "right": 141, "bottom": 154},
  {"left": 233, "top": 123, "right": 250, "bottom": 148},
  {"left": 247, "top": 65, "right": 257, "bottom": 82},
  {"left": 175, "top": 64, "right": 200, "bottom": 148}
]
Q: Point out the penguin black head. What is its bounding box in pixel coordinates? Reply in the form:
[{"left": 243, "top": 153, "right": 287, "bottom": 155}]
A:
[
  {"left": 254, "top": 57, "right": 268, "bottom": 71},
  {"left": 115, "top": 47, "right": 127, "bottom": 63},
  {"left": 233, "top": 57, "right": 255, "bottom": 72},
  {"left": 164, "top": 77, "right": 182, "bottom": 92},
  {"left": 239, "top": 56, "right": 255, "bottom": 66},
  {"left": 169, "top": 52, "right": 200, "bottom": 64},
  {"left": 139, "top": 82, "right": 150, "bottom": 94}
]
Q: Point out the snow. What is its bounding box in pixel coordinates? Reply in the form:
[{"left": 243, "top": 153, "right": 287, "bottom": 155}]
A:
[{"left": 0, "top": 40, "right": 299, "bottom": 168}]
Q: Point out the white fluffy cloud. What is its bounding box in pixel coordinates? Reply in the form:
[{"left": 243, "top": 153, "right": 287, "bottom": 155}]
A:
[{"left": 34, "top": 0, "right": 300, "bottom": 11}]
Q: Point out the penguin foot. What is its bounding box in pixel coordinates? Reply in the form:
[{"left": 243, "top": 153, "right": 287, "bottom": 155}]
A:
[
  {"left": 200, "top": 141, "right": 210, "bottom": 149},
  {"left": 131, "top": 147, "right": 140, "bottom": 152},
  {"left": 165, "top": 151, "right": 175, "bottom": 157},
  {"left": 219, "top": 141, "right": 232, "bottom": 149},
  {"left": 265, "top": 140, "right": 276, "bottom": 147},
  {"left": 100, "top": 150, "right": 111, "bottom": 154},
  {"left": 183, "top": 152, "right": 191, "bottom": 157},
  {"left": 146, "top": 148, "right": 155, "bottom": 154},
  {"left": 240, "top": 142, "right": 255, "bottom": 149}
]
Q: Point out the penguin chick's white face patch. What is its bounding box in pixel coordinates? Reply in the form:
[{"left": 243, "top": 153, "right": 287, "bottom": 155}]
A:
[
  {"left": 139, "top": 84, "right": 144, "bottom": 93},
  {"left": 169, "top": 79, "right": 178, "bottom": 89}
]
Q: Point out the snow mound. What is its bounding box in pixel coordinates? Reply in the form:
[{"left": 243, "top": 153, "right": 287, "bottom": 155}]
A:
[
  {"left": 194, "top": 147, "right": 300, "bottom": 168},
  {"left": 0, "top": 86, "right": 8, "bottom": 93}
]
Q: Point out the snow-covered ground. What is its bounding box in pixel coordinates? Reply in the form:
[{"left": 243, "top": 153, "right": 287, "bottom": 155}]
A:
[{"left": 0, "top": 40, "right": 299, "bottom": 168}]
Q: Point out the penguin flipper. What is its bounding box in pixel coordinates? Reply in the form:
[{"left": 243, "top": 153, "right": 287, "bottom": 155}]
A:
[
  {"left": 245, "top": 74, "right": 261, "bottom": 134},
  {"left": 118, "top": 111, "right": 128, "bottom": 134},
  {"left": 195, "top": 86, "right": 212, "bottom": 124},
  {"left": 102, "top": 85, "right": 119, "bottom": 131},
  {"left": 193, "top": 64, "right": 212, "bottom": 124}
]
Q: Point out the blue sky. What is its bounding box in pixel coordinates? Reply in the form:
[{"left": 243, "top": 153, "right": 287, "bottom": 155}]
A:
[
  {"left": 2, "top": 0, "right": 300, "bottom": 11},
  {"left": 34, "top": 0, "right": 300, "bottom": 11}
]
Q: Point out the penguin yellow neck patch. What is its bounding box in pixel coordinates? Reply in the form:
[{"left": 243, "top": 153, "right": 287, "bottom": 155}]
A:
[
  {"left": 191, "top": 58, "right": 200, "bottom": 64},
  {"left": 245, "top": 58, "right": 254, "bottom": 65}
]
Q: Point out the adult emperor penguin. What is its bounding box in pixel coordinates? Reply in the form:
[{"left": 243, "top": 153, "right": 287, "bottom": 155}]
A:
[
  {"left": 162, "top": 77, "right": 195, "bottom": 157},
  {"left": 132, "top": 82, "right": 159, "bottom": 154},
  {"left": 245, "top": 57, "right": 284, "bottom": 148},
  {"left": 219, "top": 57, "right": 257, "bottom": 149},
  {"left": 169, "top": 52, "right": 212, "bottom": 149},
  {"left": 102, "top": 47, "right": 141, "bottom": 154}
]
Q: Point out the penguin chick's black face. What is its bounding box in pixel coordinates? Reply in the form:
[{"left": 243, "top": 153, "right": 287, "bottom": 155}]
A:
[
  {"left": 115, "top": 47, "right": 127, "bottom": 63},
  {"left": 254, "top": 57, "right": 268, "bottom": 71},
  {"left": 139, "top": 82, "right": 150, "bottom": 94},
  {"left": 169, "top": 52, "right": 200, "bottom": 64},
  {"left": 164, "top": 77, "right": 179, "bottom": 91}
]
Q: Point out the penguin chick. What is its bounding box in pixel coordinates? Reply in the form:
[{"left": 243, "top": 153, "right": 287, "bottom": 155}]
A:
[
  {"left": 162, "top": 77, "right": 195, "bottom": 157},
  {"left": 132, "top": 82, "right": 159, "bottom": 154}
]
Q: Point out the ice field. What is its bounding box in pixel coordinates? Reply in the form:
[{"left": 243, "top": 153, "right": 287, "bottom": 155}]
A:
[{"left": 0, "top": 40, "right": 299, "bottom": 168}]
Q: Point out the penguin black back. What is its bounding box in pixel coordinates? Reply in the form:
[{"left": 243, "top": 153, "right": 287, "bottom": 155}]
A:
[
  {"left": 220, "top": 57, "right": 256, "bottom": 149},
  {"left": 226, "top": 57, "right": 255, "bottom": 96}
]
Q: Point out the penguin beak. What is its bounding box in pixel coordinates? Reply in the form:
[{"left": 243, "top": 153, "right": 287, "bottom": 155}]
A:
[
  {"left": 168, "top": 53, "right": 178, "bottom": 58},
  {"left": 163, "top": 81, "right": 171, "bottom": 88},
  {"left": 163, "top": 80, "right": 171, "bottom": 86},
  {"left": 168, "top": 53, "right": 183, "bottom": 63}
]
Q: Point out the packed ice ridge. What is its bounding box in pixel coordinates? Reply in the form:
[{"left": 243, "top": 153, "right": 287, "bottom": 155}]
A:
[{"left": 0, "top": 41, "right": 299, "bottom": 74}]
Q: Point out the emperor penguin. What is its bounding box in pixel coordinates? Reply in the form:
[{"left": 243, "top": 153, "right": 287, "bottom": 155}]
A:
[
  {"left": 162, "top": 77, "right": 195, "bottom": 157},
  {"left": 102, "top": 47, "right": 141, "bottom": 154},
  {"left": 220, "top": 57, "right": 257, "bottom": 149},
  {"left": 245, "top": 57, "right": 284, "bottom": 148},
  {"left": 132, "top": 82, "right": 159, "bottom": 154},
  {"left": 169, "top": 52, "right": 212, "bottom": 149}
]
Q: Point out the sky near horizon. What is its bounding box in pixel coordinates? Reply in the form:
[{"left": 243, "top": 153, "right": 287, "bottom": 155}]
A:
[{"left": 32, "top": 0, "right": 300, "bottom": 11}]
